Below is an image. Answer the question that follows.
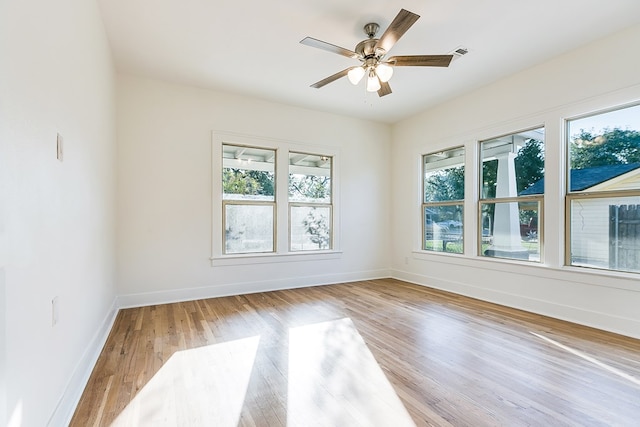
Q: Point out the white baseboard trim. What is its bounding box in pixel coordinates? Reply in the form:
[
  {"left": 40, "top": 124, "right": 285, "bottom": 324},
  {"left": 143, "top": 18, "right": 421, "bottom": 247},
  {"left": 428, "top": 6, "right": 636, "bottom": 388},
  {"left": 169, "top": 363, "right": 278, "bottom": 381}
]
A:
[
  {"left": 48, "top": 296, "right": 120, "bottom": 427},
  {"left": 391, "top": 269, "right": 640, "bottom": 340},
  {"left": 118, "top": 269, "right": 391, "bottom": 309}
]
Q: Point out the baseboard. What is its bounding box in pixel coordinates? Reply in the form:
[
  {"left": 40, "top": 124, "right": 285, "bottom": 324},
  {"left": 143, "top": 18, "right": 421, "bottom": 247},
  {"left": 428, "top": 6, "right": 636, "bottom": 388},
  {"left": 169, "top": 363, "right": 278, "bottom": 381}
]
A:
[
  {"left": 118, "top": 269, "right": 391, "bottom": 309},
  {"left": 391, "top": 269, "right": 640, "bottom": 340},
  {"left": 47, "top": 296, "right": 120, "bottom": 426}
]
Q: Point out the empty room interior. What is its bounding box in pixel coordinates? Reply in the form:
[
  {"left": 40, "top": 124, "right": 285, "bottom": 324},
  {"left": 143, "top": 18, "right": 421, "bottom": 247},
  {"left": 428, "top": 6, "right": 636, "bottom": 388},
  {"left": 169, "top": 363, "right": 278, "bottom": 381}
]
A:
[{"left": 2, "top": 0, "right": 640, "bottom": 426}]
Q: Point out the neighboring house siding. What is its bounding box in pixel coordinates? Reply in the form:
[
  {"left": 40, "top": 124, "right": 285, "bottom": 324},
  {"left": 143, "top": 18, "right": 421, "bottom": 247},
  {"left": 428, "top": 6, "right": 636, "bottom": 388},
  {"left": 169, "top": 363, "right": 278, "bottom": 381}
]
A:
[
  {"left": 589, "top": 169, "right": 640, "bottom": 192},
  {"left": 571, "top": 172, "right": 640, "bottom": 267},
  {"left": 570, "top": 196, "right": 635, "bottom": 267}
]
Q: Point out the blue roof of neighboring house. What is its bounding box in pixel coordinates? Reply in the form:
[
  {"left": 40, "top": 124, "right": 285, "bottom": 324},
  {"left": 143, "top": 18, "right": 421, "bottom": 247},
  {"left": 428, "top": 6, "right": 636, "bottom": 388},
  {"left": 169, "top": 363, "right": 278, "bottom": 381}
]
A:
[{"left": 520, "top": 163, "right": 640, "bottom": 195}]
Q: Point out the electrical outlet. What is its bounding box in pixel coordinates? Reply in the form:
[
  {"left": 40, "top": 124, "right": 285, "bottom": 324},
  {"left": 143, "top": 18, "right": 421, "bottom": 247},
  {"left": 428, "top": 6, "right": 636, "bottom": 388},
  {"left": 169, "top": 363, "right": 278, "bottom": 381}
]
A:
[
  {"left": 52, "top": 296, "right": 59, "bottom": 326},
  {"left": 56, "top": 133, "right": 63, "bottom": 161}
]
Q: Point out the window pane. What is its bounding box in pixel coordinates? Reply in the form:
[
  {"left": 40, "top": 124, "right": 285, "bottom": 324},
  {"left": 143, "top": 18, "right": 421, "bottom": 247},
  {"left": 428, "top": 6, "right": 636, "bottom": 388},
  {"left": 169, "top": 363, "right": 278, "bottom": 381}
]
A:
[
  {"left": 424, "top": 147, "right": 465, "bottom": 202},
  {"left": 568, "top": 104, "right": 640, "bottom": 193},
  {"left": 480, "top": 128, "right": 545, "bottom": 199},
  {"left": 289, "top": 153, "right": 331, "bottom": 203},
  {"left": 423, "top": 205, "right": 464, "bottom": 253},
  {"left": 481, "top": 201, "right": 540, "bottom": 262},
  {"left": 570, "top": 196, "right": 640, "bottom": 273},
  {"left": 225, "top": 204, "right": 274, "bottom": 254},
  {"left": 223, "top": 145, "right": 275, "bottom": 201},
  {"left": 290, "top": 206, "right": 331, "bottom": 251}
]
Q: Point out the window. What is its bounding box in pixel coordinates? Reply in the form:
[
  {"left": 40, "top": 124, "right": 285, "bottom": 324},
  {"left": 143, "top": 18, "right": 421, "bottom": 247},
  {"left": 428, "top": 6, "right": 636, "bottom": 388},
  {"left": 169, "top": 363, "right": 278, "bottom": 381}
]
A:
[
  {"left": 479, "top": 128, "right": 545, "bottom": 261},
  {"left": 222, "top": 145, "right": 276, "bottom": 254},
  {"left": 213, "top": 133, "right": 338, "bottom": 261},
  {"left": 289, "top": 152, "right": 332, "bottom": 251},
  {"left": 422, "top": 147, "right": 465, "bottom": 253},
  {"left": 566, "top": 104, "right": 640, "bottom": 274}
]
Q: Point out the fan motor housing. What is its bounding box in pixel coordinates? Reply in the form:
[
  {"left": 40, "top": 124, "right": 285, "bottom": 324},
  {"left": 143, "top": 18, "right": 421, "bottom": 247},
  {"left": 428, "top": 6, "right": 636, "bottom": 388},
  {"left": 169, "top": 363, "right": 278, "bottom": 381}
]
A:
[
  {"left": 355, "top": 38, "right": 386, "bottom": 60},
  {"left": 355, "top": 38, "right": 377, "bottom": 57}
]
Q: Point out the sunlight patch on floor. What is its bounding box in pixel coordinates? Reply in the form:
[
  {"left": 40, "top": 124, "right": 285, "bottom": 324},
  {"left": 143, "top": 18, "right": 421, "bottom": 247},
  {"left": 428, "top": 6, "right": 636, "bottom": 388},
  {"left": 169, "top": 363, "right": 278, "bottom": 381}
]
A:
[
  {"left": 530, "top": 331, "right": 640, "bottom": 386},
  {"left": 111, "top": 336, "right": 260, "bottom": 427},
  {"left": 287, "top": 317, "right": 416, "bottom": 427}
]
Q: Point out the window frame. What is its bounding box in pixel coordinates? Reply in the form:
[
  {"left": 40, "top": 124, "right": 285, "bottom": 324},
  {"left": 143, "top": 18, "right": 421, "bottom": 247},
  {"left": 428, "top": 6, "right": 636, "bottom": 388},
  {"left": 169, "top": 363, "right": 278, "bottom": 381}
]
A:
[
  {"left": 222, "top": 200, "right": 277, "bottom": 255},
  {"left": 288, "top": 151, "right": 334, "bottom": 252},
  {"left": 221, "top": 143, "right": 277, "bottom": 255},
  {"left": 564, "top": 189, "right": 640, "bottom": 270},
  {"left": 421, "top": 146, "right": 465, "bottom": 255},
  {"left": 477, "top": 126, "right": 545, "bottom": 262},
  {"left": 478, "top": 196, "right": 544, "bottom": 261},
  {"left": 289, "top": 203, "right": 334, "bottom": 251},
  {"left": 564, "top": 103, "right": 640, "bottom": 274}
]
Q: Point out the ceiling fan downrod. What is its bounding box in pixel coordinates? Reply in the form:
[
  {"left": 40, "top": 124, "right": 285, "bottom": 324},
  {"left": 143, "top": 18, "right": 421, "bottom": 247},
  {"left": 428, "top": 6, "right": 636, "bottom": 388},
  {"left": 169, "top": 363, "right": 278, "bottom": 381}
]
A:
[{"left": 364, "top": 23, "right": 379, "bottom": 39}]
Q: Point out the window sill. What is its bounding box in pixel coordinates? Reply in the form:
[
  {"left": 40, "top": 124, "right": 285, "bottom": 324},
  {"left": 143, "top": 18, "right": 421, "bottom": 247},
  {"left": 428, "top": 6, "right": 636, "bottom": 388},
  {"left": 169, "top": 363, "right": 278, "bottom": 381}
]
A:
[
  {"left": 210, "top": 250, "right": 342, "bottom": 267},
  {"left": 413, "top": 249, "right": 465, "bottom": 258}
]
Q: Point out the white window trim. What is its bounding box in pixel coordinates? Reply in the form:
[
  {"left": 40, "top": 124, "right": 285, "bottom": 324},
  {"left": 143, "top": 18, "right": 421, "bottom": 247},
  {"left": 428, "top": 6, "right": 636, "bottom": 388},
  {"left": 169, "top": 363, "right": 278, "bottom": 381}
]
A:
[
  {"left": 211, "top": 131, "right": 341, "bottom": 266},
  {"left": 411, "top": 85, "right": 640, "bottom": 283}
]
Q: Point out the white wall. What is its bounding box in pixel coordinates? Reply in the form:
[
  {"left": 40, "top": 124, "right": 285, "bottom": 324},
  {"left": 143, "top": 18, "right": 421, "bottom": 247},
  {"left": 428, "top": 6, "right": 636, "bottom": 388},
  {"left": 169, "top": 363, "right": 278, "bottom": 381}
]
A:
[
  {"left": 0, "top": 0, "right": 117, "bottom": 425},
  {"left": 391, "top": 24, "right": 640, "bottom": 339},
  {"left": 1, "top": 5, "right": 638, "bottom": 424},
  {"left": 116, "top": 75, "right": 391, "bottom": 305}
]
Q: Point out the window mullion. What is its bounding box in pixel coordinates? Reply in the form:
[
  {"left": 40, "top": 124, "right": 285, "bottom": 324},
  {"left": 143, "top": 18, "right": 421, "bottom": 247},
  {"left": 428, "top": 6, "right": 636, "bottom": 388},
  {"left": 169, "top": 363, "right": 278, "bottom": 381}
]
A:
[{"left": 276, "top": 148, "right": 289, "bottom": 254}]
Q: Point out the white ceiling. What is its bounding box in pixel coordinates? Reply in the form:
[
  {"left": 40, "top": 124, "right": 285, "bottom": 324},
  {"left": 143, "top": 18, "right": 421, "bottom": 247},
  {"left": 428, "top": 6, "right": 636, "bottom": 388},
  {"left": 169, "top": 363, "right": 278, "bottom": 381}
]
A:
[{"left": 98, "top": 0, "right": 640, "bottom": 124}]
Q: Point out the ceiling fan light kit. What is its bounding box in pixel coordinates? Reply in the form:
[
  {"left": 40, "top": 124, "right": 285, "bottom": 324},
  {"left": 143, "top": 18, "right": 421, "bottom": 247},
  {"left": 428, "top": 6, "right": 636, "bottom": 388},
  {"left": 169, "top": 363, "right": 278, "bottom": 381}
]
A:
[
  {"left": 366, "top": 69, "right": 381, "bottom": 92},
  {"left": 347, "top": 66, "right": 365, "bottom": 85},
  {"left": 300, "top": 8, "right": 455, "bottom": 97},
  {"left": 376, "top": 63, "right": 393, "bottom": 83}
]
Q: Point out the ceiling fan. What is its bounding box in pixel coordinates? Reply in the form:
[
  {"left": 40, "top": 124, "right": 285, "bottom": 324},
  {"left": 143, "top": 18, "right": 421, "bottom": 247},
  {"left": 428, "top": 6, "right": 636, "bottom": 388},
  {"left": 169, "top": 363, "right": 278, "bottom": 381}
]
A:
[{"left": 300, "top": 8, "right": 454, "bottom": 97}]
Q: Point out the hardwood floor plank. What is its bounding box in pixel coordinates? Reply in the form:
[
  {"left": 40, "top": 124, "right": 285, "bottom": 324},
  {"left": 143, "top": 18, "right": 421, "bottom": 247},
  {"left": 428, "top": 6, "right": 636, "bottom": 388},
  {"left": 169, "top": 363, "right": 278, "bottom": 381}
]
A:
[{"left": 71, "top": 279, "right": 640, "bottom": 426}]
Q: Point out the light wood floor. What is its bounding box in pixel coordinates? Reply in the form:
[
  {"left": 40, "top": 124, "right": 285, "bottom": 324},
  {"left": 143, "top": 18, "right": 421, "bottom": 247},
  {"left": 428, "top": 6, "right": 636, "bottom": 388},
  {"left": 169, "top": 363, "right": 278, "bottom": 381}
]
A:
[{"left": 71, "top": 279, "right": 640, "bottom": 426}]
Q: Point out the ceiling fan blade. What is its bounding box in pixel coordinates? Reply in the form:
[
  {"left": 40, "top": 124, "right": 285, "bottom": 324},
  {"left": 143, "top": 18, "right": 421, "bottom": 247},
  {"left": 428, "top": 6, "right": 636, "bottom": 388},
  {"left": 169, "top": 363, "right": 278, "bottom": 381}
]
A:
[
  {"left": 388, "top": 55, "right": 454, "bottom": 67},
  {"left": 377, "top": 80, "right": 392, "bottom": 97},
  {"left": 310, "top": 67, "right": 353, "bottom": 88},
  {"left": 375, "top": 9, "right": 420, "bottom": 54},
  {"left": 300, "top": 37, "right": 359, "bottom": 59}
]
